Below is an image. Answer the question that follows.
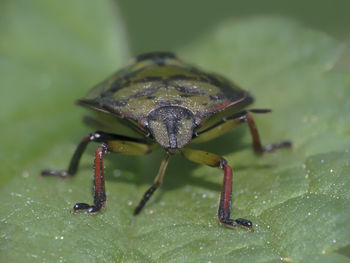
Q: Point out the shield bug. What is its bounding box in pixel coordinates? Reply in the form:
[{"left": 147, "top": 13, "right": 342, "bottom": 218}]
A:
[{"left": 42, "top": 52, "right": 291, "bottom": 231}]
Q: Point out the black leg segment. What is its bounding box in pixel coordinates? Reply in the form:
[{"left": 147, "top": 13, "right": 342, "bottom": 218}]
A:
[
  {"left": 41, "top": 131, "right": 145, "bottom": 177},
  {"left": 134, "top": 152, "right": 170, "bottom": 215},
  {"left": 42, "top": 131, "right": 151, "bottom": 214}
]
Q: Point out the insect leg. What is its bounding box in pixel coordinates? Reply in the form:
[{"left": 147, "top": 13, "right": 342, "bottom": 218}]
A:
[
  {"left": 73, "top": 143, "right": 108, "bottom": 213},
  {"left": 41, "top": 131, "right": 145, "bottom": 177},
  {"left": 194, "top": 110, "right": 291, "bottom": 154},
  {"left": 181, "top": 148, "right": 253, "bottom": 231},
  {"left": 72, "top": 138, "right": 154, "bottom": 214},
  {"left": 134, "top": 152, "right": 170, "bottom": 215},
  {"left": 241, "top": 113, "right": 291, "bottom": 154}
]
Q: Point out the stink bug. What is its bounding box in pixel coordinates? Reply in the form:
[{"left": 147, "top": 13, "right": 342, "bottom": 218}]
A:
[{"left": 42, "top": 52, "right": 291, "bottom": 231}]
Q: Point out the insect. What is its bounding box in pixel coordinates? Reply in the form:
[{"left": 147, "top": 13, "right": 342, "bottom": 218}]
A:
[{"left": 42, "top": 52, "right": 291, "bottom": 231}]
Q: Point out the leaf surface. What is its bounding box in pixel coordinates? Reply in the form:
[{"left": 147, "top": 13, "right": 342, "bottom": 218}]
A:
[{"left": 0, "top": 4, "right": 349, "bottom": 262}]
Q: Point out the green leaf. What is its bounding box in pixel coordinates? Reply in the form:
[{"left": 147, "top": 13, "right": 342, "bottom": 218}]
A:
[
  {"left": 1, "top": 5, "right": 349, "bottom": 263},
  {"left": 0, "top": 0, "right": 129, "bottom": 184}
]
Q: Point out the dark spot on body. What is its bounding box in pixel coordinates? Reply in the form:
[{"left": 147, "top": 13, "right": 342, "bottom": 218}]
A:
[
  {"left": 108, "top": 67, "right": 147, "bottom": 92},
  {"left": 100, "top": 90, "right": 115, "bottom": 98},
  {"left": 129, "top": 87, "right": 160, "bottom": 100},
  {"left": 108, "top": 79, "right": 121, "bottom": 92},
  {"left": 205, "top": 74, "right": 223, "bottom": 87},
  {"left": 140, "top": 76, "right": 164, "bottom": 82},
  {"left": 175, "top": 85, "right": 206, "bottom": 95}
]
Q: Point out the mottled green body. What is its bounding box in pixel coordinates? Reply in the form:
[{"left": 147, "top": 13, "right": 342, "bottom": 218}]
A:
[{"left": 78, "top": 52, "right": 253, "bottom": 148}]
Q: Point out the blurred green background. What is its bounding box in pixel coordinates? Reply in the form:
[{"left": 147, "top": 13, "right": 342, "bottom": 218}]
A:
[{"left": 118, "top": 0, "right": 350, "bottom": 55}]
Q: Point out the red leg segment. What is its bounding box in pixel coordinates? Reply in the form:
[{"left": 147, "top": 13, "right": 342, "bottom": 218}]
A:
[
  {"left": 245, "top": 114, "right": 264, "bottom": 154},
  {"left": 72, "top": 143, "right": 107, "bottom": 213},
  {"left": 194, "top": 110, "right": 291, "bottom": 155},
  {"left": 218, "top": 159, "right": 253, "bottom": 230},
  {"left": 93, "top": 143, "right": 107, "bottom": 210},
  {"left": 242, "top": 114, "right": 291, "bottom": 154},
  {"left": 221, "top": 161, "right": 232, "bottom": 213},
  {"left": 181, "top": 148, "right": 253, "bottom": 230},
  {"left": 42, "top": 131, "right": 152, "bottom": 214}
]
